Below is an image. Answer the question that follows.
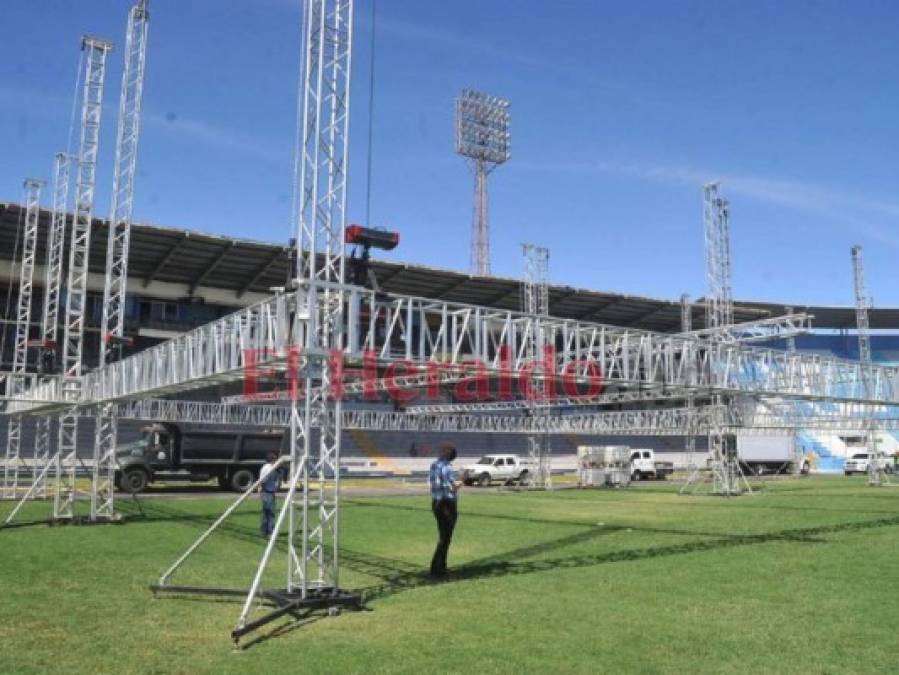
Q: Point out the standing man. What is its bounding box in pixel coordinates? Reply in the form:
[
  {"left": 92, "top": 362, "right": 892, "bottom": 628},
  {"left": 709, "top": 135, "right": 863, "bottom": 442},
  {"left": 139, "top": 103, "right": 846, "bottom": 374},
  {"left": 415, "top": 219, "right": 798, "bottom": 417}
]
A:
[
  {"left": 259, "top": 452, "right": 280, "bottom": 537},
  {"left": 429, "top": 443, "right": 461, "bottom": 579}
]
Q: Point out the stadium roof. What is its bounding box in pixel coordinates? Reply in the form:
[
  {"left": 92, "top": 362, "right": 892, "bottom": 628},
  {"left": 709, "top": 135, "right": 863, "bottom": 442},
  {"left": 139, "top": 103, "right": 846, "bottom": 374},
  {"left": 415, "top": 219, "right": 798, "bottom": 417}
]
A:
[{"left": 2, "top": 201, "right": 896, "bottom": 332}]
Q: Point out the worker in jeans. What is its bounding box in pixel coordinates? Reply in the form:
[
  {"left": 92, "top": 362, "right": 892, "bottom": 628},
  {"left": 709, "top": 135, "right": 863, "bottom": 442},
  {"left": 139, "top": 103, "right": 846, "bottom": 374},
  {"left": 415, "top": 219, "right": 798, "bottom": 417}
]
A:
[
  {"left": 429, "top": 443, "right": 462, "bottom": 579},
  {"left": 259, "top": 452, "right": 280, "bottom": 537}
]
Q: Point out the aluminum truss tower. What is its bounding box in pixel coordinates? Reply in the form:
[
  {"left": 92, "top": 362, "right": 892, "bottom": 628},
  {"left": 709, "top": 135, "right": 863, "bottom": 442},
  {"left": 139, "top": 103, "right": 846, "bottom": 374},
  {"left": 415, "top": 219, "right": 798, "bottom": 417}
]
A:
[
  {"left": 687, "top": 182, "right": 748, "bottom": 495},
  {"left": 521, "top": 243, "right": 551, "bottom": 487},
  {"left": 851, "top": 247, "right": 872, "bottom": 367},
  {"left": 456, "top": 89, "right": 510, "bottom": 276},
  {"left": 851, "top": 245, "right": 887, "bottom": 485},
  {"left": 704, "top": 182, "right": 733, "bottom": 331},
  {"left": 93, "top": 0, "right": 150, "bottom": 522},
  {"left": 53, "top": 36, "right": 113, "bottom": 520},
  {"left": 681, "top": 293, "right": 698, "bottom": 471},
  {"left": 179, "top": 0, "right": 362, "bottom": 642},
  {"left": 32, "top": 155, "right": 74, "bottom": 499},
  {"left": 2, "top": 179, "right": 45, "bottom": 499}
]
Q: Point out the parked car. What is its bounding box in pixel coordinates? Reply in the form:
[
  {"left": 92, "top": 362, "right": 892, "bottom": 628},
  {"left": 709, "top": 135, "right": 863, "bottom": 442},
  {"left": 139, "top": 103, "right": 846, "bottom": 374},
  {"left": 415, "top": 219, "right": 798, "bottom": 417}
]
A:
[
  {"left": 629, "top": 449, "right": 675, "bottom": 481},
  {"left": 461, "top": 454, "right": 535, "bottom": 487},
  {"left": 844, "top": 452, "right": 895, "bottom": 476}
]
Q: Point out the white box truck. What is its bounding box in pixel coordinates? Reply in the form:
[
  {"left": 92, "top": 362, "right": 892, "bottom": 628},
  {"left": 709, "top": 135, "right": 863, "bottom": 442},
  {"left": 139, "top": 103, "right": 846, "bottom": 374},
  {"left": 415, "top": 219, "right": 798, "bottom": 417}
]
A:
[{"left": 737, "top": 436, "right": 810, "bottom": 475}]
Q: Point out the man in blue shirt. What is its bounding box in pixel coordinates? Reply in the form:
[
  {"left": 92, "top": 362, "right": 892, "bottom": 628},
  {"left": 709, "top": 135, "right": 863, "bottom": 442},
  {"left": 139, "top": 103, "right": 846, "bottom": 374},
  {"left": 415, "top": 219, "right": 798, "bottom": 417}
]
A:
[
  {"left": 429, "top": 443, "right": 461, "bottom": 579},
  {"left": 258, "top": 452, "right": 281, "bottom": 537}
]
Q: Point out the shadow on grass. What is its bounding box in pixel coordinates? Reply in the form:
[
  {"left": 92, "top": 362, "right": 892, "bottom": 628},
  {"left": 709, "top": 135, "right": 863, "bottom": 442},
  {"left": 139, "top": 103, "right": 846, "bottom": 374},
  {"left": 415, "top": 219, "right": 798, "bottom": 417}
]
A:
[
  {"left": 114, "top": 495, "right": 899, "bottom": 646},
  {"left": 351, "top": 512, "right": 899, "bottom": 604}
]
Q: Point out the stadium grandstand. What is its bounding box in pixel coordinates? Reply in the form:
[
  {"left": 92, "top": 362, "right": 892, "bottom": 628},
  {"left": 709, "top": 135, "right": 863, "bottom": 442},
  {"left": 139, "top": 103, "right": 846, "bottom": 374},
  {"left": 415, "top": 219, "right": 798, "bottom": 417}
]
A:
[{"left": 3, "top": 201, "right": 899, "bottom": 473}]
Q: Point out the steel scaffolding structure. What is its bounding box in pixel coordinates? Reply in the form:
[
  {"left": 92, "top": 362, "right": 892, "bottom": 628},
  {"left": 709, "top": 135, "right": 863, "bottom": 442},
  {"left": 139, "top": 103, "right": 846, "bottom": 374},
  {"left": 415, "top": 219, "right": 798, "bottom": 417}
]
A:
[
  {"left": 92, "top": 0, "right": 150, "bottom": 522},
  {"left": 456, "top": 89, "right": 510, "bottom": 275},
  {"left": 6, "top": 290, "right": 899, "bottom": 415},
  {"left": 157, "top": 0, "right": 364, "bottom": 643},
  {"left": 2, "top": 179, "right": 45, "bottom": 499},
  {"left": 521, "top": 243, "right": 551, "bottom": 487},
  {"left": 53, "top": 35, "right": 113, "bottom": 520},
  {"left": 104, "top": 398, "right": 899, "bottom": 435},
  {"left": 681, "top": 293, "right": 698, "bottom": 471},
  {"left": 32, "top": 155, "right": 74, "bottom": 499},
  {"left": 703, "top": 182, "right": 733, "bottom": 331},
  {"left": 1, "top": 0, "right": 898, "bottom": 646},
  {"left": 684, "top": 183, "right": 749, "bottom": 495},
  {"left": 851, "top": 245, "right": 888, "bottom": 486}
]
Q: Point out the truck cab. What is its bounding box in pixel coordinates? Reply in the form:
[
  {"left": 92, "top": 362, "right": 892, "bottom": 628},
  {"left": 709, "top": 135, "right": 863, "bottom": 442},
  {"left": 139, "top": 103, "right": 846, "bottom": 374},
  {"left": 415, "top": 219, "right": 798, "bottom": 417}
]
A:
[
  {"left": 115, "top": 424, "right": 177, "bottom": 492},
  {"left": 629, "top": 449, "right": 674, "bottom": 481}
]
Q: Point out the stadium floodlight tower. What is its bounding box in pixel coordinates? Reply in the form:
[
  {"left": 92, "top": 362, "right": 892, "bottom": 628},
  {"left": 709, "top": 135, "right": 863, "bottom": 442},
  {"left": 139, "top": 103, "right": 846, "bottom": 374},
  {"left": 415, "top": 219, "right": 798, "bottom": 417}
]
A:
[
  {"left": 521, "top": 243, "right": 551, "bottom": 488},
  {"left": 455, "top": 88, "right": 511, "bottom": 276},
  {"left": 851, "top": 245, "right": 888, "bottom": 486}
]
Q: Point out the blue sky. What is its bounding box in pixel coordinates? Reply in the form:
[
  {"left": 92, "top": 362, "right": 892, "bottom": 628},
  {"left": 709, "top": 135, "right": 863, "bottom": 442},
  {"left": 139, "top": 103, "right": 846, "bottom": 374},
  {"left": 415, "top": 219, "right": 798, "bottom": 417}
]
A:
[{"left": 2, "top": 0, "right": 898, "bottom": 307}]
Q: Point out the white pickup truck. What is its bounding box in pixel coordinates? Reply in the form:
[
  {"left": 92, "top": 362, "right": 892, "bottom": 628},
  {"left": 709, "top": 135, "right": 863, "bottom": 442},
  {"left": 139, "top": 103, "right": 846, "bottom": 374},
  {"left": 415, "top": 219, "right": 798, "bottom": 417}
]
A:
[
  {"left": 461, "top": 454, "right": 535, "bottom": 487},
  {"left": 629, "top": 449, "right": 675, "bottom": 481},
  {"left": 844, "top": 452, "right": 896, "bottom": 476}
]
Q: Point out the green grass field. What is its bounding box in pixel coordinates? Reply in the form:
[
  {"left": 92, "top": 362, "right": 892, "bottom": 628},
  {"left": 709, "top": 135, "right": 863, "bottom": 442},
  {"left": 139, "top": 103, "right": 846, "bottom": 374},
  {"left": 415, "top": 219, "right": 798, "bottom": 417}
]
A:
[{"left": 2, "top": 476, "right": 899, "bottom": 674}]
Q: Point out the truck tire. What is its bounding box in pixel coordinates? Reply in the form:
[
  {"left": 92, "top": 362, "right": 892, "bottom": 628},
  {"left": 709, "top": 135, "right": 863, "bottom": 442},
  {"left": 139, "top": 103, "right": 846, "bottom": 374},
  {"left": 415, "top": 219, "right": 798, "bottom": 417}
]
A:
[
  {"left": 230, "top": 468, "right": 256, "bottom": 493},
  {"left": 478, "top": 472, "right": 491, "bottom": 487},
  {"left": 518, "top": 470, "right": 530, "bottom": 485},
  {"left": 801, "top": 461, "right": 811, "bottom": 475},
  {"left": 120, "top": 468, "right": 149, "bottom": 494},
  {"left": 631, "top": 470, "right": 641, "bottom": 482}
]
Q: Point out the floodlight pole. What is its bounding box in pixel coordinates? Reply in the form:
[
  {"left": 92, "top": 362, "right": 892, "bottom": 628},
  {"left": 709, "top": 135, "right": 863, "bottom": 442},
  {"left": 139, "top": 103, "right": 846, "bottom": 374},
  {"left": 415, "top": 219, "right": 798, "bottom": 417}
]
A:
[
  {"left": 455, "top": 89, "right": 510, "bottom": 276},
  {"left": 472, "top": 160, "right": 491, "bottom": 275}
]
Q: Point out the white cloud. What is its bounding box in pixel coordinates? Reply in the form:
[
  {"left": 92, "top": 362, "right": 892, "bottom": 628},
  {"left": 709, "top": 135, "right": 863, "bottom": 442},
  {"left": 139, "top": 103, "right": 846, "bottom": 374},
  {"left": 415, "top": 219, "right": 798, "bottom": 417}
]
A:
[{"left": 516, "top": 158, "right": 899, "bottom": 248}]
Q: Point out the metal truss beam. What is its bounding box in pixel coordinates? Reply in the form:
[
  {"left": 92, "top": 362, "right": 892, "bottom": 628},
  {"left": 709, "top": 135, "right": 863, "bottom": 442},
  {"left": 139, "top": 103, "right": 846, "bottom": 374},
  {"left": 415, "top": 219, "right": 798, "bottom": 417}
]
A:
[
  {"left": 109, "top": 398, "right": 899, "bottom": 435},
  {"left": 6, "top": 283, "right": 899, "bottom": 416},
  {"left": 680, "top": 313, "right": 812, "bottom": 344}
]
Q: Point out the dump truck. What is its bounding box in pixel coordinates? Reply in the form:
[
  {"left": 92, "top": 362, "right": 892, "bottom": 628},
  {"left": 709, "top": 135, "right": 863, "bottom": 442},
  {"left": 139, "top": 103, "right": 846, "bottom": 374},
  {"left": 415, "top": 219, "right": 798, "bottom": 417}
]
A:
[{"left": 115, "top": 423, "right": 287, "bottom": 494}]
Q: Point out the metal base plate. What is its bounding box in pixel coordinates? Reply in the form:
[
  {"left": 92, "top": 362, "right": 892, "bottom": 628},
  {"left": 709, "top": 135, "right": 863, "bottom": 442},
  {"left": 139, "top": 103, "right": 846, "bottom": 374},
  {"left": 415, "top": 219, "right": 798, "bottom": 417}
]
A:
[{"left": 149, "top": 584, "right": 364, "bottom": 644}]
